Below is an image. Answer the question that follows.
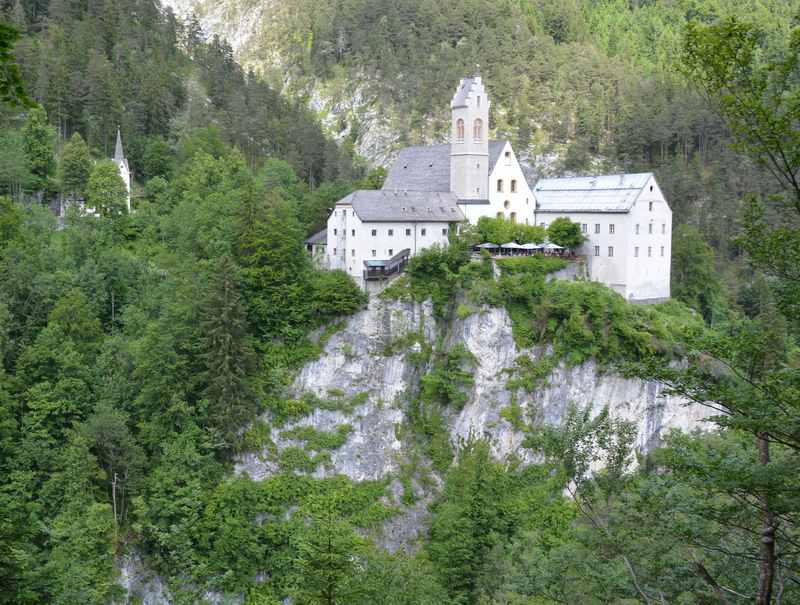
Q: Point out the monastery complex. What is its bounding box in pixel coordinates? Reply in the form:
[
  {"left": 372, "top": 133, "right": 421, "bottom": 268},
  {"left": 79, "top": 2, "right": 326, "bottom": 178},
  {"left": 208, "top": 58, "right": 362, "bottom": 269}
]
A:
[{"left": 310, "top": 75, "right": 672, "bottom": 303}]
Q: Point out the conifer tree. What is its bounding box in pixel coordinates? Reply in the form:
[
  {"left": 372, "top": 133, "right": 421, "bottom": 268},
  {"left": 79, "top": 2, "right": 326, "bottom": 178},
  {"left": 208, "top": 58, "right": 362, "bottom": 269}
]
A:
[
  {"left": 59, "top": 132, "right": 92, "bottom": 197},
  {"left": 291, "top": 493, "right": 365, "bottom": 605},
  {"left": 21, "top": 105, "right": 56, "bottom": 191},
  {"left": 197, "top": 255, "right": 257, "bottom": 445}
]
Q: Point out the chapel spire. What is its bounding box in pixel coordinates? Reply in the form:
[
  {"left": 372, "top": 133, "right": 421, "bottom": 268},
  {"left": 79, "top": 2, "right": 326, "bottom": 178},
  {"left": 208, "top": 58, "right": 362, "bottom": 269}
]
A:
[{"left": 114, "top": 127, "right": 125, "bottom": 163}]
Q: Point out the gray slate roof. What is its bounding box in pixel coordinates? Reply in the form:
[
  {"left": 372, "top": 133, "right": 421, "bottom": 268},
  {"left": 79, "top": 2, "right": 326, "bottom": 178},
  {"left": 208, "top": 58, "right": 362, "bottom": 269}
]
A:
[
  {"left": 305, "top": 229, "right": 327, "bottom": 245},
  {"left": 339, "top": 190, "right": 465, "bottom": 223},
  {"left": 382, "top": 140, "right": 509, "bottom": 193},
  {"left": 534, "top": 173, "right": 653, "bottom": 213}
]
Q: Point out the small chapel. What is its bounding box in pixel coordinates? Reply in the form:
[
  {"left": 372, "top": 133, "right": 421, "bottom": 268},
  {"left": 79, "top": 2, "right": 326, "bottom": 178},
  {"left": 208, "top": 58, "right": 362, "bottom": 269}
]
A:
[{"left": 312, "top": 75, "right": 672, "bottom": 303}]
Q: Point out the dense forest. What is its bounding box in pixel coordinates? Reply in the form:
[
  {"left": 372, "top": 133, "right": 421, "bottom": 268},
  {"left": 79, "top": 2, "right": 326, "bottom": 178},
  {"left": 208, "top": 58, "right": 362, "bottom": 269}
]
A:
[{"left": 0, "top": 0, "right": 799, "bottom": 604}]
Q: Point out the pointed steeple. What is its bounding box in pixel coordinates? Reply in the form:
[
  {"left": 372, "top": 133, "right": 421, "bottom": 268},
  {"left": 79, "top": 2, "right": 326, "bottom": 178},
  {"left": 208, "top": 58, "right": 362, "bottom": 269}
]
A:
[{"left": 114, "top": 127, "right": 125, "bottom": 163}]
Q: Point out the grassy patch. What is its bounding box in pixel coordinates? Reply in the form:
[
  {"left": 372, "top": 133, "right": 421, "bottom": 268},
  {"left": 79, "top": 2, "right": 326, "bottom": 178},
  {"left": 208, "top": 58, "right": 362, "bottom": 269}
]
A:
[{"left": 280, "top": 424, "right": 353, "bottom": 451}]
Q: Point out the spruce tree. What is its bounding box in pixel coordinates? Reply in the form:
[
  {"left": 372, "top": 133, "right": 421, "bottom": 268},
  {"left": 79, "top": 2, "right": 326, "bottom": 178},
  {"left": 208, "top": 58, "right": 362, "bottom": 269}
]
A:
[
  {"left": 59, "top": 132, "right": 92, "bottom": 197},
  {"left": 197, "top": 255, "right": 257, "bottom": 445},
  {"left": 21, "top": 105, "right": 56, "bottom": 191}
]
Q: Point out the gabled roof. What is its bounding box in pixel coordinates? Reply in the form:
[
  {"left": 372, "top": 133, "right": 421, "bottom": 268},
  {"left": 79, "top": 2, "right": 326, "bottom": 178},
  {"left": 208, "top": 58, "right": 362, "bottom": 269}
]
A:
[
  {"left": 338, "top": 190, "right": 465, "bottom": 223},
  {"left": 383, "top": 144, "right": 450, "bottom": 192},
  {"left": 305, "top": 229, "right": 327, "bottom": 245},
  {"left": 382, "top": 140, "right": 510, "bottom": 193},
  {"left": 534, "top": 173, "right": 654, "bottom": 213},
  {"left": 488, "top": 140, "right": 507, "bottom": 170}
]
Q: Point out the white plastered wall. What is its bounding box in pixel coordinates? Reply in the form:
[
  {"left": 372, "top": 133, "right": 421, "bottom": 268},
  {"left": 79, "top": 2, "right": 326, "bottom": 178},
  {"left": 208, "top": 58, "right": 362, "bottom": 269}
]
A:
[
  {"left": 624, "top": 176, "right": 672, "bottom": 301},
  {"left": 486, "top": 141, "right": 536, "bottom": 226}
]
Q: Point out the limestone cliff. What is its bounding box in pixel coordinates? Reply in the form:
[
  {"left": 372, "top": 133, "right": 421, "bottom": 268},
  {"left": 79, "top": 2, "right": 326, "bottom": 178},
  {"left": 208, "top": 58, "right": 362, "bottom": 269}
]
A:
[{"left": 235, "top": 295, "right": 708, "bottom": 549}]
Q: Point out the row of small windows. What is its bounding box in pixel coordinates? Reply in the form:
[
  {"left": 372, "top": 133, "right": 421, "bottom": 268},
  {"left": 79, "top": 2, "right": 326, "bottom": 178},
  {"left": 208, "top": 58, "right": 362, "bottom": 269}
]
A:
[
  {"left": 578, "top": 223, "right": 667, "bottom": 235},
  {"left": 593, "top": 246, "right": 665, "bottom": 257},
  {"left": 455, "top": 118, "right": 483, "bottom": 141},
  {"left": 334, "top": 227, "right": 447, "bottom": 237},
  {"left": 497, "top": 179, "right": 517, "bottom": 193}
]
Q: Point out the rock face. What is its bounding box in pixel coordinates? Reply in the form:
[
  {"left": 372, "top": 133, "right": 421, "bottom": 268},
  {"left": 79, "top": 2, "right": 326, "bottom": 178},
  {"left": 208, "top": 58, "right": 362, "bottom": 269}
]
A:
[
  {"left": 236, "top": 295, "right": 708, "bottom": 485},
  {"left": 122, "top": 295, "right": 708, "bottom": 602}
]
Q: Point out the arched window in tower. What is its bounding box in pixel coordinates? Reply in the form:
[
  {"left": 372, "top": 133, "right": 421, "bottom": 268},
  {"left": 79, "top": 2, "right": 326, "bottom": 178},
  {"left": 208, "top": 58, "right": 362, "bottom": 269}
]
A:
[
  {"left": 456, "top": 119, "right": 465, "bottom": 141},
  {"left": 473, "top": 118, "right": 483, "bottom": 141}
]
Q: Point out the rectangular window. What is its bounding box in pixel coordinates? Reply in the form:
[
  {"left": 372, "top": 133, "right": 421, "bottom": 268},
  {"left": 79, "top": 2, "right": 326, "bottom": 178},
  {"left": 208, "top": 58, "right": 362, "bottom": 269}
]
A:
[
  {"left": 405, "top": 228, "right": 411, "bottom": 236},
  {"left": 648, "top": 223, "right": 653, "bottom": 234},
  {"left": 662, "top": 223, "right": 666, "bottom": 234},
  {"left": 511, "top": 180, "right": 517, "bottom": 193},
  {"left": 609, "top": 224, "right": 615, "bottom": 234},
  {"left": 371, "top": 229, "right": 377, "bottom": 236},
  {"left": 351, "top": 249, "right": 355, "bottom": 257},
  {"left": 351, "top": 229, "right": 355, "bottom": 236},
  {"left": 634, "top": 246, "right": 639, "bottom": 257},
  {"left": 333, "top": 248, "right": 337, "bottom": 255},
  {"left": 648, "top": 246, "right": 652, "bottom": 257},
  {"left": 594, "top": 224, "right": 600, "bottom": 234},
  {"left": 608, "top": 246, "right": 614, "bottom": 257},
  {"left": 594, "top": 245, "right": 600, "bottom": 256},
  {"left": 497, "top": 179, "right": 503, "bottom": 192},
  {"left": 388, "top": 249, "right": 393, "bottom": 256},
  {"left": 581, "top": 223, "right": 587, "bottom": 233},
  {"left": 334, "top": 228, "right": 338, "bottom": 235},
  {"left": 421, "top": 228, "right": 426, "bottom": 236},
  {"left": 660, "top": 246, "right": 665, "bottom": 257},
  {"left": 649, "top": 201, "right": 653, "bottom": 211},
  {"left": 442, "top": 228, "right": 447, "bottom": 236},
  {"left": 635, "top": 224, "right": 640, "bottom": 235},
  {"left": 371, "top": 250, "right": 376, "bottom": 257},
  {"left": 388, "top": 229, "right": 393, "bottom": 236}
]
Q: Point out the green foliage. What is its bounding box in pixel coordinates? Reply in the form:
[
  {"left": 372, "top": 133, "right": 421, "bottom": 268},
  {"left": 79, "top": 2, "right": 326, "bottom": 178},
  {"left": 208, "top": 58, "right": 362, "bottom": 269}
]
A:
[
  {"left": 546, "top": 217, "right": 585, "bottom": 249},
  {"left": 21, "top": 106, "right": 55, "bottom": 190},
  {"left": 0, "top": 22, "right": 32, "bottom": 107},
  {"left": 671, "top": 223, "right": 724, "bottom": 322},
  {"left": 85, "top": 160, "right": 127, "bottom": 218},
  {"left": 420, "top": 344, "right": 475, "bottom": 410},
  {"left": 469, "top": 216, "right": 546, "bottom": 246},
  {"left": 280, "top": 424, "right": 353, "bottom": 451},
  {"left": 59, "top": 132, "right": 92, "bottom": 197},
  {"left": 495, "top": 255, "right": 567, "bottom": 277},
  {"left": 197, "top": 255, "right": 259, "bottom": 446}
]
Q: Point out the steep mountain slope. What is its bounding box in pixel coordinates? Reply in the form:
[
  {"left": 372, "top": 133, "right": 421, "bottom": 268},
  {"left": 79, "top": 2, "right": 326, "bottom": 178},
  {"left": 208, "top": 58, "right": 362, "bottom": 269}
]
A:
[
  {"left": 160, "top": 0, "right": 792, "bottom": 255},
  {"left": 119, "top": 293, "right": 708, "bottom": 603}
]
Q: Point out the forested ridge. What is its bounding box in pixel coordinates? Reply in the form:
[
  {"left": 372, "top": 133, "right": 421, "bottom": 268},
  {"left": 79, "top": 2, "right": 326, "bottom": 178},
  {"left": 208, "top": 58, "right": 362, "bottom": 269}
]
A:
[{"left": 0, "top": 1, "right": 799, "bottom": 604}]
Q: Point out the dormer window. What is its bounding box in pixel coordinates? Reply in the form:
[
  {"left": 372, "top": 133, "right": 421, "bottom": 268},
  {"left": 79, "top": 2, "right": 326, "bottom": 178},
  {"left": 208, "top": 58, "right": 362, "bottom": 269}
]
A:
[
  {"left": 473, "top": 118, "right": 483, "bottom": 141},
  {"left": 456, "top": 119, "right": 465, "bottom": 141}
]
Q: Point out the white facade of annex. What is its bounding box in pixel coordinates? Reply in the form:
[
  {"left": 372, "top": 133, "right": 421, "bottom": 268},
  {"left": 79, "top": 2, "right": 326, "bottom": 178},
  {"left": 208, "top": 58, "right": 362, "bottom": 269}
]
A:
[
  {"left": 326, "top": 203, "right": 451, "bottom": 279},
  {"left": 534, "top": 174, "right": 671, "bottom": 302}
]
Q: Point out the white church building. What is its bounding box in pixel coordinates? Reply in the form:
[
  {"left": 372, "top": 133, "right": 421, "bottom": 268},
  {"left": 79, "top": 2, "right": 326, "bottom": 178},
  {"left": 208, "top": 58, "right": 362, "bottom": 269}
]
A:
[{"left": 313, "top": 75, "right": 671, "bottom": 302}]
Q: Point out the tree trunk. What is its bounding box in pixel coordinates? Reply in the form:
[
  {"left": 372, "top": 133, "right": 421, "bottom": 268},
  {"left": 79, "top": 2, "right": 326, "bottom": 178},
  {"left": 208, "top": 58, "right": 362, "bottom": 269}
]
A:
[{"left": 756, "top": 433, "right": 776, "bottom": 605}]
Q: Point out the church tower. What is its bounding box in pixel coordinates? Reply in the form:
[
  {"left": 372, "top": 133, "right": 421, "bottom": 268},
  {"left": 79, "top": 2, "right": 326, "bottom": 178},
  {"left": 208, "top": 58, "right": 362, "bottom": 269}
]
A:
[
  {"left": 113, "top": 128, "right": 131, "bottom": 213},
  {"left": 450, "top": 75, "right": 489, "bottom": 201}
]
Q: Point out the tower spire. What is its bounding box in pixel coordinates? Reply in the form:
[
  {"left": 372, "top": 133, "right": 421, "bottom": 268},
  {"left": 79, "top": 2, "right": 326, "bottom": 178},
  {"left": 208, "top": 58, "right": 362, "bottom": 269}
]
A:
[{"left": 114, "top": 127, "right": 124, "bottom": 162}]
